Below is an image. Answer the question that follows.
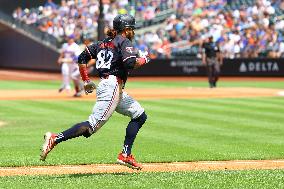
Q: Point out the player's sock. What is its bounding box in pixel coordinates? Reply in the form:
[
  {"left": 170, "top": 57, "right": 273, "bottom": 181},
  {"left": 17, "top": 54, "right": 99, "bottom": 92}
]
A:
[
  {"left": 122, "top": 112, "right": 147, "bottom": 155},
  {"left": 55, "top": 121, "right": 93, "bottom": 143}
]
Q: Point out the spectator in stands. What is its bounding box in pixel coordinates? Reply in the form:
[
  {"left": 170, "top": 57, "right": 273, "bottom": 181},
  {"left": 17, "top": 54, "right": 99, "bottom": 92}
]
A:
[
  {"left": 44, "top": 0, "right": 57, "bottom": 9},
  {"left": 161, "top": 37, "right": 171, "bottom": 58},
  {"left": 168, "top": 29, "right": 178, "bottom": 43},
  {"left": 12, "top": 0, "right": 284, "bottom": 59},
  {"left": 188, "top": 29, "right": 200, "bottom": 45},
  {"left": 135, "top": 38, "right": 149, "bottom": 52},
  {"left": 227, "top": 0, "right": 233, "bottom": 5},
  {"left": 179, "top": 27, "right": 189, "bottom": 41},
  {"left": 12, "top": 7, "right": 23, "bottom": 20},
  {"left": 143, "top": 2, "right": 156, "bottom": 21}
]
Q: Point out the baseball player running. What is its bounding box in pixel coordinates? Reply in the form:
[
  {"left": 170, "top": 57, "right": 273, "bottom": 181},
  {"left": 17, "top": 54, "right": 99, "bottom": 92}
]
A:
[
  {"left": 57, "top": 35, "right": 84, "bottom": 97},
  {"left": 40, "top": 14, "right": 150, "bottom": 170}
]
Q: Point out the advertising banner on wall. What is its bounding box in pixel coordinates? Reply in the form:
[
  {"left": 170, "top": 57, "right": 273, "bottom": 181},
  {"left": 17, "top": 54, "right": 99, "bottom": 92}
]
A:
[
  {"left": 222, "top": 59, "right": 284, "bottom": 76},
  {"left": 131, "top": 58, "right": 207, "bottom": 76},
  {"left": 131, "top": 58, "right": 284, "bottom": 77}
]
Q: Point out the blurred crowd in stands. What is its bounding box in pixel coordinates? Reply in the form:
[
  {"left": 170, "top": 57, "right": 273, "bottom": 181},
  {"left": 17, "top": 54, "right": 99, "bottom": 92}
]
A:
[{"left": 13, "top": 0, "right": 284, "bottom": 59}]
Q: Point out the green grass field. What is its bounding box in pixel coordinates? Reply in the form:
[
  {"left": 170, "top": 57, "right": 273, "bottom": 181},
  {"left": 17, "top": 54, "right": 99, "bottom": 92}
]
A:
[
  {"left": 0, "top": 79, "right": 283, "bottom": 188},
  {"left": 1, "top": 170, "right": 284, "bottom": 189}
]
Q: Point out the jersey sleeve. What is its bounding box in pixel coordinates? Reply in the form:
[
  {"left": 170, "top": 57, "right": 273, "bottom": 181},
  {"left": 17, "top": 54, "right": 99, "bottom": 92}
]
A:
[
  {"left": 85, "top": 43, "right": 97, "bottom": 59},
  {"left": 78, "top": 43, "right": 97, "bottom": 64},
  {"left": 121, "top": 39, "right": 137, "bottom": 62}
]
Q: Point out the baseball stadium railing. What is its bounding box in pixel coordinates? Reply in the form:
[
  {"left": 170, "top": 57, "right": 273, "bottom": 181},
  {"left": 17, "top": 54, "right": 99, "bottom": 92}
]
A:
[
  {"left": 0, "top": 10, "right": 59, "bottom": 51},
  {"left": 0, "top": 8, "right": 175, "bottom": 51}
]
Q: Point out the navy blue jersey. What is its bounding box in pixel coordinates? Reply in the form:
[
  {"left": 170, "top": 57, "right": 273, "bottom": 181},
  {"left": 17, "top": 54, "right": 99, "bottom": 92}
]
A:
[
  {"left": 78, "top": 35, "right": 138, "bottom": 83},
  {"left": 202, "top": 42, "right": 220, "bottom": 58}
]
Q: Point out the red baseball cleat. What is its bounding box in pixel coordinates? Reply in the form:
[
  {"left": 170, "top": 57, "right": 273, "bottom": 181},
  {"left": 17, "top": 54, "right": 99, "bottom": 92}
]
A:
[
  {"left": 117, "top": 152, "right": 142, "bottom": 170},
  {"left": 40, "top": 132, "right": 57, "bottom": 161}
]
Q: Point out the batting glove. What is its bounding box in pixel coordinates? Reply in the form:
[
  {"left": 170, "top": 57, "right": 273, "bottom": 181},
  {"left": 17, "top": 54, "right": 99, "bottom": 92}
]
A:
[
  {"left": 84, "top": 80, "right": 96, "bottom": 95},
  {"left": 138, "top": 50, "right": 150, "bottom": 64}
]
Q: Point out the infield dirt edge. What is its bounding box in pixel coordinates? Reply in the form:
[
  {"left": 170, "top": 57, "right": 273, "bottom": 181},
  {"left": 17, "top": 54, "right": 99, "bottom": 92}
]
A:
[{"left": 1, "top": 160, "right": 284, "bottom": 176}]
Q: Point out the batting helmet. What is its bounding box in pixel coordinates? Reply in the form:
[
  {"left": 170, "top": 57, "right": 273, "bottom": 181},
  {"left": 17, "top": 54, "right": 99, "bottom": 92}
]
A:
[{"left": 113, "top": 14, "right": 136, "bottom": 32}]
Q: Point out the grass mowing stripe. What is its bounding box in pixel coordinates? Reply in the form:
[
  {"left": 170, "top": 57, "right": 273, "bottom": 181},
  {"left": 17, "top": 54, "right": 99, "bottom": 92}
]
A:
[
  {"left": 146, "top": 100, "right": 283, "bottom": 132},
  {"left": 159, "top": 97, "right": 284, "bottom": 115},
  {"left": 148, "top": 111, "right": 283, "bottom": 146},
  {"left": 178, "top": 98, "right": 284, "bottom": 112},
  {"left": 139, "top": 132, "right": 229, "bottom": 160},
  {"left": 0, "top": 97, "right": 283, "bottom": 166},
  {"left": 31, "top": 100, "right": 93, "bottom": 115},
  {"left": 141, "top": 123, "right": 284, "bottom": 161},
  {"left": 138, "top": 121, "right": 235, "bottom": 161},
  {"left": 141, "top": 99, "right": 284, "bottom": 160},
  {"left": 228, "top": 97, "right": 284, "bottom": 108},
  {"left": 0, "top": 100, "right": 92, "bottom": 118},
  {"left": 188, "top": 100, "right": 284, "bottom": 120},
  {"left": 142, "top": 102, "right": 283, "bottom": 161},
  {"left": 145, "top": 101, "right": 279, "bottom": 137},
  {"left": 202, "top": 98, "right": 284, "bottom": 110},
  {"left": 144, "top": 114, "right": 283, "bottom": 156},
  {"left": 142, "top": 100, "right": 284, "bottom": 147},
  {"left": 145, "top": 97, "right": 284, "bottom": 111},
  {"left": 186, "top": 102, "right": 284, "bottom": 128},
  {"left": 150, "top": 98, "right": 284, "bottom": 121},
  {"left": 8, "top": 99, "right": 280, "bottom": 141},
  {"left": 169, "top": 97, "right": 284, "bottom": 108}
]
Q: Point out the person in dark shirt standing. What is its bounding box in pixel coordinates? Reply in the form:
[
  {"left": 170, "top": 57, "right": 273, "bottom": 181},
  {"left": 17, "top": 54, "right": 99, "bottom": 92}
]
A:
[
  {"left": 40, "top": 14, "right": 150, "bottom": 170},
  {"left": 202, "top": 36, "right": 223, "bottom": 88}
]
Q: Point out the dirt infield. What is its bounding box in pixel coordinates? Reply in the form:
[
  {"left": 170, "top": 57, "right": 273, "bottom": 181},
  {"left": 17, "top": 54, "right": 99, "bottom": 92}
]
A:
[
  {"left": 1, "top": 160, "right": 284, "bottom": 176},
  {"left": 0, "top": 87, "right": 283, "bottom": 100},
  {"left": 0, "top": 69, "right": 283, "bottom": 176},
  {"left": 0, "top": 69, "right": 283, "bottom": 82},
  {"left": 0, "top": 69, "right": 283, "bottom": 100}
]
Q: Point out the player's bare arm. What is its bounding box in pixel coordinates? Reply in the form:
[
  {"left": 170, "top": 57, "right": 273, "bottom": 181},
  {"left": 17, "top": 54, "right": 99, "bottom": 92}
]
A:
[
  {"left": 78, "top": 45, "right": 97, "bottom": 94},
  {"left": 87, "top": 59, "right": 96, "bottom": 67}
]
